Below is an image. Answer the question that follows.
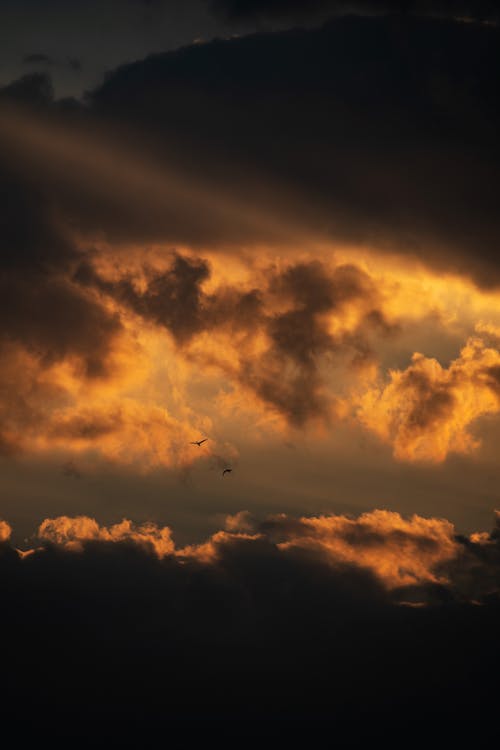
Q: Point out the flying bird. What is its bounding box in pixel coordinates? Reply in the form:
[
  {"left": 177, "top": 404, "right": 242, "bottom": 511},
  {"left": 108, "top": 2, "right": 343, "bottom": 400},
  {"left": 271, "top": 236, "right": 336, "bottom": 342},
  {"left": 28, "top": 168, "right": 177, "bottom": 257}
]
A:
[
  {"left": 190, "top": 438, "right": 208, "bottom": 447},
  {"left": 222, "top": 468, "right": 232, "bottom": 477}
]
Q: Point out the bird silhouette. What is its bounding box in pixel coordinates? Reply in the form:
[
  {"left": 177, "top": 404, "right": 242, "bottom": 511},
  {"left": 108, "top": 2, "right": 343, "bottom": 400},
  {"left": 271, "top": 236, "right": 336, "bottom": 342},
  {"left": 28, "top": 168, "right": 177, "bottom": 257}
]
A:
[
  {"left": 222, "top": 468, "right": 232, "bottom": 477},
  {"left": 190, "top": 438, "right": 208, "bottom": 447}
]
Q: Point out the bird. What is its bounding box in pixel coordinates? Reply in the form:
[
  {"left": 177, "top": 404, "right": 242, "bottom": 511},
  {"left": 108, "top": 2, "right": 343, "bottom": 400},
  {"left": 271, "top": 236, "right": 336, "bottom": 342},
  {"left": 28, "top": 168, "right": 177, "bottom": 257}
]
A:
[
  {"left": 222, "top": 468, "right": 232, "bottom": 477},
  {"left": 190, "top": 438, "right": 208, "bottom": 447}
]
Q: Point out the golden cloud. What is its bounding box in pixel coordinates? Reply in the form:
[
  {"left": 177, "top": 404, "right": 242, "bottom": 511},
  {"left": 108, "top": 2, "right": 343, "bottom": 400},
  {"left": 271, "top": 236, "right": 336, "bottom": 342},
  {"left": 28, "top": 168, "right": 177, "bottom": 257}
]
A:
[
  {"left": 3, "top": 221, "right": 500, "bottom": 471},
  {"left": 33, "top": 508, "right": 465, "bottom": 591},
  {"left": 0, "top": 519, "right": 12, "bottom": 542},
  {"left": 38, "top": 515, "right": 175, "bottom": 557},
  {"left": 262, "top": 509, "right": 459, "bottom": 588},
  {"left": 357, "top": 333, "right": 500, "bottom": 462}
]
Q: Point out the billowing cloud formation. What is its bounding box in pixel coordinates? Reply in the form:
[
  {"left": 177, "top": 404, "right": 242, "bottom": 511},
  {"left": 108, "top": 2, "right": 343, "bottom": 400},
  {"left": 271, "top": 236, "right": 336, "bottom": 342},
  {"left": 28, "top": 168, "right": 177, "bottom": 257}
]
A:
[
  {"left": 2, "top": 505, "right": 500, "bottom": 743},
  {"left": 26, "top": 507, "right": 500, "bottom": 602},
  {"left": 5, "top": 239, "right": 500, "bottom": 465},
  {"left": 74, "top": 252, "right": 500, "bottom": 460},
  {"left": 256, "top": 509, "right": 458, "bottom": 588},
  {"left": 76, "top": 252, "right": 390, "bottom": 427},
  {"left": 4, "top": 232, "right": 500, "bottom": 466},
  {"left": 359, "top": 332, "right": 500, "bottom": 462},
  {"left": 39, "top": 515, "right": 175, "bottom": 556}
]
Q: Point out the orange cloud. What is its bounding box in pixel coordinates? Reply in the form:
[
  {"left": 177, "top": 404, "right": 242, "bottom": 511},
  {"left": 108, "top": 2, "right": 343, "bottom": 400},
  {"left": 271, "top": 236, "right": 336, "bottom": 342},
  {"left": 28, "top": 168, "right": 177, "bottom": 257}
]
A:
[
  {"left": 0, "top": 519, "right": 12, "bottom": 542},
  {"left": 357, "top": 333, "right": 500, "bottom": 462},
  {"left": 16, "top": 507, "right": 500, "bottom": 601},
  {"left": 77, "top": 252, "right": 394, "bottom": 430},
  {"left": 38, "top": 516, "right": 175, "bottom": 557},
  {"left": 0, "top": 327, "right": 219, "bottom": 470},
  {"left": 40, "top": 399, "right": 207, "bottom": 470},
  {"left": 34, "top": 509, "right": 461, "bottom": 590},
  {"left": 258, "top": 509, "right": 459, "bottom": 588},
  {"left": 36, "top": 514, "right": 257, "bottom": 563},
  {"left": 5, "top": 232, "right": 500, "bottom": 471}
]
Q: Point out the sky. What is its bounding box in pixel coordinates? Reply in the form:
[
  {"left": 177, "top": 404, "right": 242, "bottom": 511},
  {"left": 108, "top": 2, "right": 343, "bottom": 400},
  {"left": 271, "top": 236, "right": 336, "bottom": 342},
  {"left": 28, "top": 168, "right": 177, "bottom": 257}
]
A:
[{"left": 1, "top": 1, "right": 500, "bottom": 742}]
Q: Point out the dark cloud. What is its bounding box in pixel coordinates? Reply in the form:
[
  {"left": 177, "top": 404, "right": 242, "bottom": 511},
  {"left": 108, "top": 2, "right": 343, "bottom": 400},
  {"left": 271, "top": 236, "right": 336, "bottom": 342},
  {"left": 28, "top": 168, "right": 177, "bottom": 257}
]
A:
[
  {"left": 238, "top": 262, "right": 380, "bottom": 424},
  {"left": 0, "top": 102, "right": 120, "bottom": 376},
  {"left": 0, "top": 71, "right": 54, "bottom": 107},
  {"left": 75, "top": 253, "right": 211, "bottom": 345},
  {"left": 0, "top": 274, "right": 121, "bottom": 373},
  {"left": 0, "top": 509, "right": 500, "bottom": 742},
  {"left": 439, "top": 511, "right": 500, "bottom": 599},
  {"left": 84, "top": 15, "right": 500, "bottom": 285},
  {"left": 1, "top": 16, "right": 499, "bottom": 285},
  {"left": 399, "top": 367, "right": 456, "bottom": 431},
  {"left": 222, "top": 507, "right": 500, "bottom": 602},
  {"left": 0, "top": 127, "right": 124, "bottom": 453}
]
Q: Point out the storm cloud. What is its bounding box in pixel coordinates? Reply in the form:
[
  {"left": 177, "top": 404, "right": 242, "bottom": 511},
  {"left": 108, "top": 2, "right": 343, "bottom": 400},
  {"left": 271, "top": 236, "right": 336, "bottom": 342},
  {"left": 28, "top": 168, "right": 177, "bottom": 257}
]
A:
[
  {"left": 84, "top": 14, "right": 500, "bottom": 284},
  {"left": 0, "top": 15, "right": 499, "bottom": 283}
]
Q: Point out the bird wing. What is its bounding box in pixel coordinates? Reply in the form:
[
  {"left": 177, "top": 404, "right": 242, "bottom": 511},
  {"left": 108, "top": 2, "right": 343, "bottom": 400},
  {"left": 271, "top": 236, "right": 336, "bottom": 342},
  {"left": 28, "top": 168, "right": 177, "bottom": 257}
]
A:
[{"left": 199, "top": 438, "right": 208, "bottom": 445}]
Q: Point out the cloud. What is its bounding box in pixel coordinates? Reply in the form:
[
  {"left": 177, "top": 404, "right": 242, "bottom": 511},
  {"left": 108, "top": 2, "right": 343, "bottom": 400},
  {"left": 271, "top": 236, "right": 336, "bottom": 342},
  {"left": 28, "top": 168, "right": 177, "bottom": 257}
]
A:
[
  {"left": 76, "top": 252, "right": 389, "bottom": 427},
  {"left": 30, "top": 398, "right": 214, "bottom": 469},
  {"left": 0, "top": 505, "right": 499, "bottom": 741},
  {"left": 0, "top": 139, "right": 127, "bottom": 455},
  {"left": 358, "top": 332, "right": 500, "bottom": 462},
  {"left": 0, "top": 72, "right": 54, "bottom": 107},
  {"left": 28, "top": 506, "right": 500, "bottom": 602},
  {"left": 0, "top": 519, "right": 12, "bottom": 542},
  {"left": 0, "top": 327, "right": 215, "bottom": 468},
  {"left": 1, "top": 16, "right": 499, "bottom": 284},
  {"left": 38, "top": 515, "right": 175, "bottom": 557},
  {"left": 74, "top": 252, "right": 212, "bottom": 345},
  {"left": 256, "top": 509, "right": 459, "bottom": 588},
  {"left": 79, "top": 15, "right": 500, "bottom": 286}
]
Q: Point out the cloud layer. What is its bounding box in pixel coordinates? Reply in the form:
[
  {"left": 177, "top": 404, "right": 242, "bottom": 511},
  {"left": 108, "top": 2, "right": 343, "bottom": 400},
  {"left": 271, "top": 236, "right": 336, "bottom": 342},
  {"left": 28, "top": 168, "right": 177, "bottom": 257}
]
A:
[
  {"left": 1, "top": 505, "right": 500, "bottom": 741},
  {"left": 7, "top": 506, "right": 500, "bottom": 602}
]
